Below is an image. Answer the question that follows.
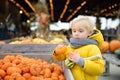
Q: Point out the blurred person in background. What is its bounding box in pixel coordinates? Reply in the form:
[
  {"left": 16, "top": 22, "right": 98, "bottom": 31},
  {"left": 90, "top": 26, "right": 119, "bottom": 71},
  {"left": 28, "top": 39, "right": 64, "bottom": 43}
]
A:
[
  {"left": 116, "top": 24, "right": 120, "bottom": 40},
  {"left": 8, "top": 22, "right": 16, "bottom": 38}
]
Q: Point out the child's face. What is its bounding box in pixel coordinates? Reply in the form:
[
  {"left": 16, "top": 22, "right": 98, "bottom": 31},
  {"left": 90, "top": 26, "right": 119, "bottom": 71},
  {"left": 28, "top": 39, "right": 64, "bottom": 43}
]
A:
[{"left": 71, "top": 21, "right": 90, "bottom": 39}]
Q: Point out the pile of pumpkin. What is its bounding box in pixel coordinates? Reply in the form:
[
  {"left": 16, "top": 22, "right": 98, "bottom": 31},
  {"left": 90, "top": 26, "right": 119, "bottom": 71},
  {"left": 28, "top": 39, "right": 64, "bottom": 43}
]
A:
[
  {"left": 0, "top": 55, "right": 66, "bottom": 80},
  {"left": 8, "top": 38, "right": 64, "bottom": 44},
  {"left": 100, "top": 40, "right": 120, "bottom": 54}
]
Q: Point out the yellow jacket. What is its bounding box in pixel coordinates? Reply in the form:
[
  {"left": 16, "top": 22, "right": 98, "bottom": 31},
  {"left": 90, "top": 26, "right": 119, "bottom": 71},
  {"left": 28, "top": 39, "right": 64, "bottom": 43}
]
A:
[{"left": 52, "top": 29, "right": 104, "bottom": 80}]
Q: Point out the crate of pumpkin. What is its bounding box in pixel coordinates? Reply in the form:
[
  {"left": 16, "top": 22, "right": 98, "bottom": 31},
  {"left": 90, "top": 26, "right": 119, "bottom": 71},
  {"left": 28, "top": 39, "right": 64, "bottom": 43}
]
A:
[{"left": 0, "top": 53, "right": 74, "bottom": 80}]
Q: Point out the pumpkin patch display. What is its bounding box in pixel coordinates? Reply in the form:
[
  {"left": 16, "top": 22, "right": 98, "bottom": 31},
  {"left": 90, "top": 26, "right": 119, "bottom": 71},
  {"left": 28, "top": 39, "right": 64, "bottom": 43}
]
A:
[
  {"left": 100, "top": 41, "right": 109, "bottom": 53},
  {"left": 0, "top": 55, "right": 66, "bottom": 80},
  {"left": 32, "top": 38, "right": 49, "bottom": 44},
  {"left": 9, "top": 37, "right": 65, "bottom": 44},
  {"left": 109, "top": 40, "right": 120, "bottom": 53},
  {"left": 20, "top": 39, "right": 33, "bottom": 44}
]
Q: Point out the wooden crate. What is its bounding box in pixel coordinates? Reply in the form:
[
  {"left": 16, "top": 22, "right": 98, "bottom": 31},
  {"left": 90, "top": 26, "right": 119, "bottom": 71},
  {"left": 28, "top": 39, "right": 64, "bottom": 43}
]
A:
[
  {"left": 0, "top": 44, "right": 74, "bottom": 80},
  {"left": 0, "top": 53, "right": 74, "bottom": 80},
  {"left": 0, "top": 44, "right": 57, "bottom": 53}
]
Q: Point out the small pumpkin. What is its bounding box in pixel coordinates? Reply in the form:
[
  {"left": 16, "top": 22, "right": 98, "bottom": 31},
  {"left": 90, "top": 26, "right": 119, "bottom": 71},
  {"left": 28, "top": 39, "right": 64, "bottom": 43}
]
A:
[
  {"left": 10, "top": 73, "right": 25, "bottom": 80},
  {"left": 44, "top": 78, "right": 52, "bottom": 80},
  {"left": 21, "top": 39, "right": 33, "bottom": 44},
  {"left": 0, "top": 69, "right": 6, "bottom": 77},
  {"left": 30, "top": 64, "right": 42, "bottom": 76},
  {"left": 4, "top": 75, "right": 11, "bottom": 80},
  {"left": 0, "top": 60, "right": 3, "bottom": 68},
  {"left": 44, "top": 68, "right": 51, "bottom": 78},
  {"left": 23, "top": 73, "right": 32, "bottom": 80},
  {"left": 7, "top": 67, "right": 22, "bottom": 75},
  {"left": 59, "top": 74, "right": 66, "bottom": 80},
  {"left": 55, "top": 46, "right": 67, "bottom": 55},
  {"left": 31, "top": 76, "right": 43, "bottom": 80},
  {"left": 1, "top": 62, "right": 12, "bottom": 71},
  {"left": 51, "top": 72, "right": 59, "bottom": 80},
  {"left": 100, "top": 41, "right": 109, "bottom": 53},
  {"left": 18, "top": 63, "right": 30, "bottom": 73},
  {"left": 109, "top": 40, "right": 120, "bottom": 53}
]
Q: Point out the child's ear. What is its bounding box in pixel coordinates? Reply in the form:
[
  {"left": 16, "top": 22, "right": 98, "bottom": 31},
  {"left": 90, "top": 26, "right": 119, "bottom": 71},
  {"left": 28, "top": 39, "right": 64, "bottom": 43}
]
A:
[{"left": 88, "top": 32, "right": 93, "bottom": 36}]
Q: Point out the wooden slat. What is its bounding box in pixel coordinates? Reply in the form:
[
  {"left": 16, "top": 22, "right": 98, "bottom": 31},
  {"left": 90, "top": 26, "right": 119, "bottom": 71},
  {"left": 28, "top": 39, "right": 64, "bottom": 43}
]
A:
[{"left": 0, "top": 44, "right": 57, "bottom": 53}]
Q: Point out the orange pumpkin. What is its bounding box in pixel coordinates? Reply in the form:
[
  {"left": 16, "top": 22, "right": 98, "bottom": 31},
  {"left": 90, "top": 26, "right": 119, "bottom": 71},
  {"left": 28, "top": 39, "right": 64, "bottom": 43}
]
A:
[
  {"left": 51, "top": 72, "right": 59, "bottom": 80},
  {"left": 59, "top": 74, "right": 66, "bottom": 80},
  {"left": 109, "top": 40, "right": 120, "bottom": 53},
  {"left": 7, "top": 66, "right": 22, "bottom": 75},
  {"left": 0, "top": 69, "right": 6, "bottom": 77},
  {"left": 18, "top": 63, "right": 30, "bottom": 73},
  {"left": 23, "top": 73, "right": 31, "bottom": 80},
  {"left": 1, "top": 62, "right": 12, "bottom": 71},
  {"left": 100, "top": 41, "right": 109, "bottom": 53},
  {"left": 3, "top": 55, "right": 15, "bottom": 63},
  {"left": 55, "top": 46, "right": 67, "bottom": 55},
  {"left": 10, "top": 73, "right": 25, "bottom": 80},
  {"left": 12, "top": 58, "right": 21, "bottom": 65},
  {"left": 31, "top": 76, "right": 44, "bottom": 80},
  {"left": 0, "top": 60, "right": 4, "bottom": 68},
  {"left": 4, "top": 75, "right": 11, "bottom": 80},
  {"left": 0, "top": 41, "right": 6, "bottom": 44},
  {"left": 44, "top": 68, "right": 51, "bottom": 78},
  {"left": 21, "top": 39, "right": 33, "bottom": 44},
  {"left": 44, "top": 78, "right": 52, "bottom": 80},
  {"left": 30, "top": 64, "right": 42, "bottom": 76}
]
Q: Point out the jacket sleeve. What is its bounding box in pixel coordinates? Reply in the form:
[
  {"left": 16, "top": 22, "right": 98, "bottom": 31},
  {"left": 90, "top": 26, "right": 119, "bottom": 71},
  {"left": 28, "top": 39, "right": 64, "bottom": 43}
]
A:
[{"left": 83, "top": 45, "right": 105, "bottom": 76}]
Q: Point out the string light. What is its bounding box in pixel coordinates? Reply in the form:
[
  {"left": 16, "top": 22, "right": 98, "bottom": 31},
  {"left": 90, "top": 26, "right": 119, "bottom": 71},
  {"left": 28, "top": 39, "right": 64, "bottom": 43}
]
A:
[
  {"left": 100, "top": 4, "right": 118, "bottom": 16},
  {"left": 24, "top": 0, "right": 36, "bottom": 13},
  {"left": 66, "top": 1, "right": 87, "bottom": 22},
  {"left": 91, "top": 3, "right": 118, "bottom": 17},
  {"left": 8, "top": 0, "right": 30, "bottom": 17},
  {"left": 19, "top": 10, "right": 23, "bottom": 14},
  {"left": 49, "top": 0, "right": 54, "bottom": 21},
  {"left": 59, "top": 0, "right": 70, "bottom": 21}
]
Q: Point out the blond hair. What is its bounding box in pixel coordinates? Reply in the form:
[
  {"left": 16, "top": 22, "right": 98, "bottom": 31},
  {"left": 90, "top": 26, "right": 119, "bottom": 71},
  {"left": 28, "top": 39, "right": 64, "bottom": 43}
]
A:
[{"left": 70, "top": 16, "right": 95, "bottom": 34}]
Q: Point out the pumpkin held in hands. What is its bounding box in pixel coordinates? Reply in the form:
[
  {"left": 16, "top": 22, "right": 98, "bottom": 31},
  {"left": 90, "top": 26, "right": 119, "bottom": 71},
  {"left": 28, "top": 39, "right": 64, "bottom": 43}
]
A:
[{"left": 55, "top": 46, "right": 67, "bottom": 55}]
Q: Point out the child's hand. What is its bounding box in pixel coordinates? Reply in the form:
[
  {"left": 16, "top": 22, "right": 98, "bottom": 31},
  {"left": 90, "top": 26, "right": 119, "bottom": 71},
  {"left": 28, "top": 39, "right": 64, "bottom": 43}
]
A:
[
  {"left": 55, "top": 44, "right": 67, "bottom": 55},
  {"left": 69, "top": 51, "right": 81, "bottom": 63}
]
